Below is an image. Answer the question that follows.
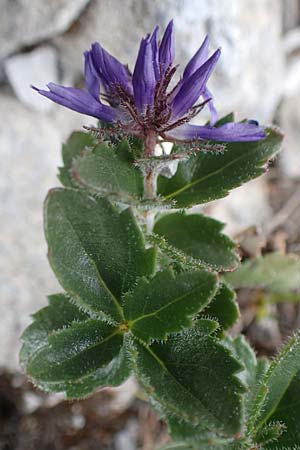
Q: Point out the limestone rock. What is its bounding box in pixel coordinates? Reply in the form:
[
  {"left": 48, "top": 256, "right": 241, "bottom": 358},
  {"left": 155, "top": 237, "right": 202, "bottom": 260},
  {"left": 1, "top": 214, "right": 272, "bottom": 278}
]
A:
[
  {"left": 0, "top": 91, "right": 94, "bottom": 371},
  {"left": 279, "top": 94, "right": 300, "bottom": 178},
  {"left": 4, "top": 46, "right": 59, "bottom": 111},
  {"left": 205, "top": 179, "right": 273, "bottom": 236},
  {"left": 0, "top": 0, "right": 91, "bottom": 60}
]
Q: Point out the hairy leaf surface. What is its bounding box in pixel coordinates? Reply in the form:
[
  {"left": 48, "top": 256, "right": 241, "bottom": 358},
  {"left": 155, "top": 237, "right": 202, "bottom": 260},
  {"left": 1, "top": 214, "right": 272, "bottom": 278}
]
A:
[
  {"left": 71, "top": 140, "right": 143, "bottom": 201},
  {"left": 45, "top": 189, "right": 155, "bottom": 323},
  {"left": 153, "top": 213, "right": 239, "bottom": 271},
  {"left": 202, "top": 283, "right": 239, "bottom": 330},
  {"left": 123, "top": 268, "right": 217, "bottom": 342},
  {"left": 250, "top": 332, "right": 300, "bottom": 433},
  {"left": 131, "top": 321, "right": 245, "bottom": 435},
  {"left": 157, "top": 128, "right": 282, "bottom": 207},
  {"left": 20, "top": 294, "right": 131, "bottom": 397}
]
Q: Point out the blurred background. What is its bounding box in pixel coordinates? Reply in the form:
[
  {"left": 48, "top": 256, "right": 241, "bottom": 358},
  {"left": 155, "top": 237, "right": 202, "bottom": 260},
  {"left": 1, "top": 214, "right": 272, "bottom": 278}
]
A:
[{"left": 1, "top": 0, "right": 300, "bottom": 448}]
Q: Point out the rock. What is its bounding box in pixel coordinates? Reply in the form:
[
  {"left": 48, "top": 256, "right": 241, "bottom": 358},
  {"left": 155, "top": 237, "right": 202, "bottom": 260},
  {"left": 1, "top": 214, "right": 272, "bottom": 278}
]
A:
[
  {"left": 282, "top": 0, "right": 300, "bottom": 32},
  {"left": 0, "top": 90, "right": 93, "bottom": 371},
  {"left": 283, "top": 27, "right": 300, "bottom": 53},
  {"left": 0, "top": 0, "right": 91, "bottom": 61},
  {"left": 283, "top": 55, "right": 300, "bottom": 97},
  {"left": 204, "top": 178, "right": 273, "bottom": 236},
  {"left": 278, "top": 94, "right": 300, "bottom": 178},
  {"left": 4, "top": 46, "right": 60, "bottom": 111},
  {"left": 54, "top": 0, "right": 283, "bottom": 122}
]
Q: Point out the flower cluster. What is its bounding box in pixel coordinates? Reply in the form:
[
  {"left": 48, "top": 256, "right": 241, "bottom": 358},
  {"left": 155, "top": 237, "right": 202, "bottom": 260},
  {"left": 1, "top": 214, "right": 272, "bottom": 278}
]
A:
[{"left": 33, "top": 20, "right": 265, "bottom": 150}]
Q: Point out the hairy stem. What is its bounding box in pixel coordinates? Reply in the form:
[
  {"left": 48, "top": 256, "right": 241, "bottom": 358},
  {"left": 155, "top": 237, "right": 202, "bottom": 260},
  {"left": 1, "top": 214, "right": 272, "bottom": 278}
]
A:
[{"left": 143, "top": 131, "right": 158, "bottom": 232}]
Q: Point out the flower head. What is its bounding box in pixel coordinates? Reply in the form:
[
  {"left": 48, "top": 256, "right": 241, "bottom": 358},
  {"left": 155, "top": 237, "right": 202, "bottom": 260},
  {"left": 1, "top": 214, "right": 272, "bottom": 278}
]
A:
[{"left": 33, "top": 21, "right": 265, "bottom": 148}]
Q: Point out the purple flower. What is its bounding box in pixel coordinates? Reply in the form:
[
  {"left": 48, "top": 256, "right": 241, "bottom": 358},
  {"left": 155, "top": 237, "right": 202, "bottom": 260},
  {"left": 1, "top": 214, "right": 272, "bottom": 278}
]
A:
[{"left": 33, "top": 20, "right": 265, "bottom": 147}]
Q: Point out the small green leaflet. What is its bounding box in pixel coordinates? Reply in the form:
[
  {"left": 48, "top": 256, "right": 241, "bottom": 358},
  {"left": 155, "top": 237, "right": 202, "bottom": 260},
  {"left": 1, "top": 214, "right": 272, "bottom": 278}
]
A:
[
  {"left": 20, "top": 294, "right": 130, "bottom": 398},
  {"left": 45, "top": 189, "right": 156, "bottom": 323},
  {"left": 223, "top": 335, "right": 269, "bottom": 421},
  {"left": 153, "top": 212, "right": 239, "bottom": 272},
  {"left": 203, "top": 283, "right": 239, "bottom": 331},
  {"left": 249, "top": 332, "right": 300, "bottom": 433},
  {"left": 225, "top": 253, "right": 300, "bottom": 300},
  {"left": 58, "top": 131, "right": 96, "bottom": 187},
  {"left": 130, "top": 321, "right": 245, "bottom": 435},
  {"left": 254, "top": 421, "right": 287, "bottom": 447},
  {"left": 71, "top": 140, "right": 144, "bottom": 202},
  {"left": 157, "top": 127, "right": 282, "bottom": 207},
  {"left": 123, "top": 268, "right": 218, "bottom": 342}
]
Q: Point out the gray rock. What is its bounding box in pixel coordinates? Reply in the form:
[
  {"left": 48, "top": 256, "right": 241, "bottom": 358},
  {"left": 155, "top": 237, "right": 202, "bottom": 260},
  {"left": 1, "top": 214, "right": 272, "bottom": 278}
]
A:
[
  {"left": 0, "top": 0, "right": 91, "bottom": 61},
  {"left": 0, "top": 90, "right": 94, "bottom": 371},
  {"left": 4, "top": 46, "right": 59, "bottom": 111},
  {"left": 283, "top": 55, "right": 300, "bottom": 97},
  {"left": 205, "top": 178, "right": 273, "bottom": 236},
  {"left": 283, "top": 27, "right": 300, "bottom": 53},
  {"left": 282, "top": 0, "right": 300, "bottom": 32},
  {"left": 279, "top": 94, "right": 300, "bottom": 178},
  {"left": 55, "top": 0, "right": 284, "bottom": 122}
]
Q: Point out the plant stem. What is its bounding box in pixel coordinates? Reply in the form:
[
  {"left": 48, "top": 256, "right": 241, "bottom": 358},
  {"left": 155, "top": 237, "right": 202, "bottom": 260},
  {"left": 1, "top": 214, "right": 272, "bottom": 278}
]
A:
[{"left": 143, "top": 131, "right": 158, "bottom": 232}]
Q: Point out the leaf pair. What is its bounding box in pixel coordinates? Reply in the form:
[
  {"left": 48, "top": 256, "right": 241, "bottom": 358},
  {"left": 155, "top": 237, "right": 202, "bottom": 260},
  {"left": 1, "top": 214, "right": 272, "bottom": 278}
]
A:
[{"left": 60, "top": 125, "right": 282, "bottom": 209}]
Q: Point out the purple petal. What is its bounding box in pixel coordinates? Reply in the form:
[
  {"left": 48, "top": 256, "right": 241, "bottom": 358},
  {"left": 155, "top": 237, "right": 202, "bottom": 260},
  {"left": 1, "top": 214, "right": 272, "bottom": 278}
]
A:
[
  {"left": 150, "top": 25, "right": 160, "bottom": 81},
  {"left": 171, "top": 49, "right": 221, "bottom": 119},
  {"left": 90, "top": 43, "right": 133, "bottom": 95},
  {"left": 32, "top": 83, "right": 121, "bottom": 123},
  {"left": 132, "top": 37, "right": 157, "bottom": 113},
  {"left": 84, "top": 51, "right": 100, "bottom": 100},
  {"left": 165, "top": 122, "right": 266, "bottom": 142},
  {"left": 159, "top": 20, "right": 175, "bottom": 75},
  {"left": 183, "top": 35, "right": 210, "bottom": 79},
  {"left": 202, "top": 86, "right": 218, "bottom": 125}
]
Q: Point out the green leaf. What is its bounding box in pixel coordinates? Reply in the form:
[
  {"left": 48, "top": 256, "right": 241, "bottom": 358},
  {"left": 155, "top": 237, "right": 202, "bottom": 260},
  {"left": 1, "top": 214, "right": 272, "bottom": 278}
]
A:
[
  {"left": 27, "top": 319, "right": 120, "bottom": 381},
  {"left": 59, "top": 340, "right": 131, "bottom": 399},
  {"left": 159, "top": 441, "right": 245, "bottom": 450},
  {"left": 20, "top": 294, "right": 131, "bottom": 398},
  {"left": 27, "top": 319, "right": 124, "bottom": 389},
  {"left": 225, "top": 253, "right": 300, "bottom": 296},
  {"left": 45, "top": 189, "right": 156, "bottom": 323},
  {"left": 71, "top": 140, "right": 144, "bottom": 202},
  {"left": 58, "top": 131, "right": 96, "bottom": 187},
  {"left": 249, "top": 332, "right": 300, "bottom": 433},
  {"left": 215, "top": 113, "right": 235, "bottom": 127},
  {"left": 223, "top": 335, "right": 269, "bottom": 423},
  {"left": 254, "top": 421, "right": 286, "bottom": 446},
  {"left": 153, "top": 212, "right": 239, "bottom": 272},
  {"left": 262, "top": 376, "right": 300, "bottom": 449},
  {"left": 131, "top": 321, "right": 245, "bottom": 435},
  {"left": 123, "top": 268, "right": 218, "bottom": 342},
  {"left": 202, "top": 283, "right": 239, "bottom": 331},
  {"left": 20, "top": 293, "right": 90, "bottom": 368},
  {"left": 157, "top": 127, "right": 282, "bottom": 208},
  {"left": 224, "top": 336, "right": 257, "bottom": 390},
  {"left": 166, "top": 416, "right": 238, "bottom": 449}
]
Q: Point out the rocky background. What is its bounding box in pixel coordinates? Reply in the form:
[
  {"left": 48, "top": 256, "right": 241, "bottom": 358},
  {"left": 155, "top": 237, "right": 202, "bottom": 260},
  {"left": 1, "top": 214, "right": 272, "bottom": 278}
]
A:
[{"left": 1, "top": 0, "right": 300, "bottom": 448}]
